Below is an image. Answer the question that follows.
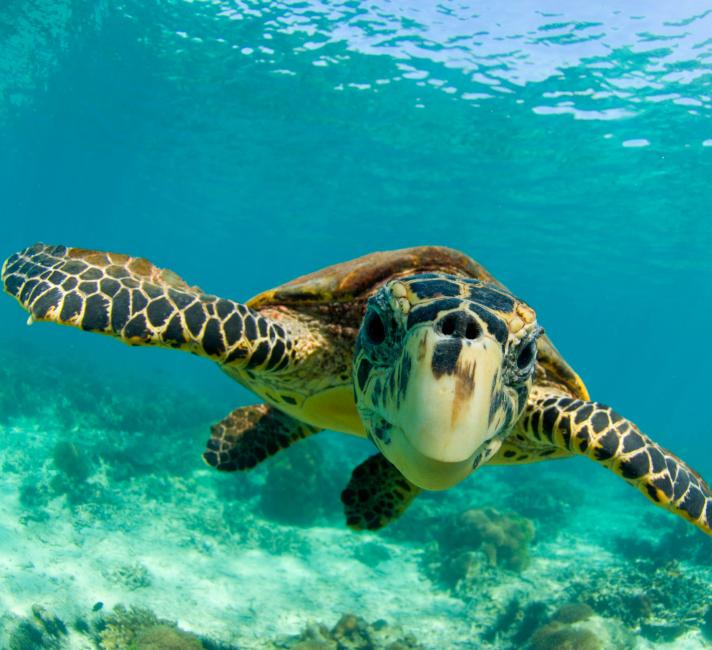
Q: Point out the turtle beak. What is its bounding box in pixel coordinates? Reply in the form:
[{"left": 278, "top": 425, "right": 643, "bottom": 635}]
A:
[{"left": 383, "top": 325, "right": 505, "bottom": 489}]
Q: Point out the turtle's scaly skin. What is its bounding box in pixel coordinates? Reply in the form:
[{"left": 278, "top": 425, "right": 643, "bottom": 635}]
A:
[
  {"left": 2, "top": 243, "right": 711, "bottom": 536},
  {"left": 1, "top": 244, "right": 295, "bottom": 368},
  {"left": 204, "top": 404, "right": 320, "bottom": 471},
  {"left": 522, "top": 388, "right": 712, "bottom": 532}
]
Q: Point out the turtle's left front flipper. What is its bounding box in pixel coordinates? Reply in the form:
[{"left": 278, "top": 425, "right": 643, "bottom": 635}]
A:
[
  {"left": 341, "top": 453, "right": 421, "bottom": 530},
  {"left": 524, "top": 389, "right": 712, "bottom": 536}
]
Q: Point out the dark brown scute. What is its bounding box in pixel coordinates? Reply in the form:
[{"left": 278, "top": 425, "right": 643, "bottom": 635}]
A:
[{"left": 248, "top": 246, "right": 498, "bottom": 308}]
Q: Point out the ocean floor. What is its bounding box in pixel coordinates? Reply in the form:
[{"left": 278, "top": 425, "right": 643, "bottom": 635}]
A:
[{"left": 0, "top": 354, "right": 710, "bottom": 650}]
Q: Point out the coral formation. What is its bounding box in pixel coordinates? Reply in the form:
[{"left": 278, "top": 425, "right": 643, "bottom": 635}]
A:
[
  {"left": 550, "top": 603, "right": 595, "bottom": 625},
  {"left": 507, "top": 473, "right": 583, "bottom": 535},
  {"left": 98, "top": 605, "right": 160, "bottom": 649},
  {"left": 639, "top": 622, "right": 691, "bottom": 643},
  {"left": 98, "top": 605, "right": 203, "bottom": 650},
  {"left": 130, "top": 624, "right": 204, "bottom": 649},
  {"left": 274, "top": 613, "right": 424, "bottom": 650},
  {"left": 432, "top": 507, "right": 535, "bottom": 588},
  {"left": 103, "top": 562, "right": 153, "bottom": 590},
  {"left": 528, "top": 623, "right": 602, "bottom": 650},
  {"left": 566, "top": 558, "right": 711, "bottom": 638},
  {"left": 443, "top": 508, "right": 535, "bottom": 570},
  {"left": 614, "top": 520, "right": 712, "bottom": 568},
  {"left": 0, "top": 348, "right": 216, "bottom": 438},
  {"left": 483, "top": 598, "right": 637, "bottom": 649},
  {"left": 49, "top": 438, "right": 100, "bottom": 505},
  {"left": 526, "top": 602, "right": 636, "bottom": 650}
]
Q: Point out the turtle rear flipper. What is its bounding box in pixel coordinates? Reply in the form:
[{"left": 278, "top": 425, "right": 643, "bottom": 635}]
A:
[
  {"left": 2, "top": 243, "right": 293, "bottom": 370},
  {"left": 523, "top": 389, "right": 712, "bottom": 536},
  {"left": 203, "top": 404, "right": 320, "bottom": 471},
  {"left": 341, "top": 453, "right": 421, "bottom": 530}
]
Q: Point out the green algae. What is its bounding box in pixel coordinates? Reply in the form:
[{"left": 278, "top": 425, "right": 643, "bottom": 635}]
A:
[
  {"left": 5, "top": 605, "right": 67, "bottom": 650},
  {"left": 483, "top": 599, "right": 549, "bottom": 647}
]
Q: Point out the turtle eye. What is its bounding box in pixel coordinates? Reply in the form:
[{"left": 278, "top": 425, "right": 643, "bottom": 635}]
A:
[
  {"left": 365, "top": 311, "right": 386, "bottom": 345},
  {"left": 516, "top": 340, "right": 536, "bottom": 370}
]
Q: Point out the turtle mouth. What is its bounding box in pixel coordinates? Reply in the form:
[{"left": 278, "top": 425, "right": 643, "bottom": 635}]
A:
[{"left": 363, "top": 410, "right": 484, "bottom": 490}]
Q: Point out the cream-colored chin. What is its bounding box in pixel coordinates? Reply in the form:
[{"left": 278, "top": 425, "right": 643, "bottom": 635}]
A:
[{"left": 385, "top": 425, "right": 481, "bottom": 490}]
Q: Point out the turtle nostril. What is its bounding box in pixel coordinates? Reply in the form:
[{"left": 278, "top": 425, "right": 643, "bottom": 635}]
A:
[
  {"left": 465, "top": 320, "right": 480, "bottom": 340},
  {"left": 438, "top": 312, "right": 480, "bottom": 339},
  {"left": 441, "top": 315, "right": 456, "bottom": 336}
]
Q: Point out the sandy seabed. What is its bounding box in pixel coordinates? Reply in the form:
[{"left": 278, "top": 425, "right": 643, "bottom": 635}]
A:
[{"left": 0, "top": 414, "right": 710, "bottom": 650}]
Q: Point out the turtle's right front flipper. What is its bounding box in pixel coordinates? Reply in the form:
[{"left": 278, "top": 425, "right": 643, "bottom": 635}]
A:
[
  {"left": 524, "top": 389, "right": 712, "bottom": 536},
  {"left": 2, "top": 243, "right": 293, "bottom": 371}
]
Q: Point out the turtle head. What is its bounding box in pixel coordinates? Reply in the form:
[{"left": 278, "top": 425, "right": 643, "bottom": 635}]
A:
[{"left": 354, "top": 274, "right": 542, "bottom": 490}]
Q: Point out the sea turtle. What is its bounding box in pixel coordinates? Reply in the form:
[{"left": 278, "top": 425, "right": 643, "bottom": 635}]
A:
[{"left": 2, "top": 243, "right": 711, "bottom": 535}]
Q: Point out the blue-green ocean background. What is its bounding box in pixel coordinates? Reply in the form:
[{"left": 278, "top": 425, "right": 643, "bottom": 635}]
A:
[
  {"left": 2, "top": 0, "right": 711, "bottom": 476},
  {"left": 0, "top": 1, "right": 711, "bottom": 648}
]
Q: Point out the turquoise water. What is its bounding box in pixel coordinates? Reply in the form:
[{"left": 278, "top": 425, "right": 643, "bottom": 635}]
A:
[{"left": 0, "top": 1, "right": 711, "bottom": 648}]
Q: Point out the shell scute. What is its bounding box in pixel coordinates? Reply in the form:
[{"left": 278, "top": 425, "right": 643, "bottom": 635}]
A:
[{"left": 248, "top": 246, "right": 493, "bottom": 307}]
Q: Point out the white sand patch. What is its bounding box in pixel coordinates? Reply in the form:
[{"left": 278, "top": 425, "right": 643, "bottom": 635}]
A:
[{"left": 0, "top": 455, "right": 469, "bottom": 647}]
